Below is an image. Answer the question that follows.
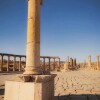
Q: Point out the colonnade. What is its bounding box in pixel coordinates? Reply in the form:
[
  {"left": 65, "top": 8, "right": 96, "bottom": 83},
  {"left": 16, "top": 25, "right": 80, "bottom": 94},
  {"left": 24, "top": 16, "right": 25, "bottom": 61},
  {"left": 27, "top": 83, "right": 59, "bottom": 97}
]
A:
[
  {"left": 88, "top": 55, "right": 100, "bottom": 70},
  {"left": 41, "top": 56, "right": 60, "bottom": 71},
  {"left": 0, "top": 53, "right": 60, "bottom": 72},
  {"left": 0, "top": 53, "right": 26, "bottom": 72}
]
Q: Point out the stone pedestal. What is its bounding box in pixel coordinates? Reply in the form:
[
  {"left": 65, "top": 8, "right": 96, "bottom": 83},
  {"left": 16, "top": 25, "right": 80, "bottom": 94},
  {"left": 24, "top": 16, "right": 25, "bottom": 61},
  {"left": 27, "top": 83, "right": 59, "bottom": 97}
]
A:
[
  {"left": 4, "top": 75, "right": 56, "bottom": 100},
  {"left": 88, "top": 56, "right": 91, "bottom": 68}
]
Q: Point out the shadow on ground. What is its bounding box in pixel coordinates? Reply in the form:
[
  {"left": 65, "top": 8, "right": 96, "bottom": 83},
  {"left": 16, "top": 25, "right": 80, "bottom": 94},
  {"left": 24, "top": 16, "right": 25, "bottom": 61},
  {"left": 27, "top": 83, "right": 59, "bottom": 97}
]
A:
[
  {"left": 54, "top": 94, "right": 100, "bottom": 100},
  {"left": 0, "top": 89, "right": 100, "bottom": 100},
  {"left": 0, "top": 89, "right": 4, "bottom": 95}
]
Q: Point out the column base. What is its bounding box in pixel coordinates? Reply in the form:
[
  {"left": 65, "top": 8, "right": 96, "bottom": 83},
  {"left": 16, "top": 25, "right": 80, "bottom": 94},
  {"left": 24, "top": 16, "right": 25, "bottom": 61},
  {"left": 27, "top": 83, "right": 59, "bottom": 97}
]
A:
[
  {"left": 4, "top": 74, "right": 56, "bottom": 100},
  {"left": 23, "top": 67, "right": 42, "bottom": 75}
]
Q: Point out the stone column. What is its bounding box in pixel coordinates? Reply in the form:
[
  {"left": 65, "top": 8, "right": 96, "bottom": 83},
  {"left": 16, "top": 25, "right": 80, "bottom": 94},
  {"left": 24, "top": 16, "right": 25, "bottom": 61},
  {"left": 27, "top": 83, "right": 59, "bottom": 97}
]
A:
[
  {"left": 53, "top": 58, "right": 56, "bottom": 70},
  {"left": 70, "top": 58, "right": 73, "bottom": 67},
  {"left": 48, "top": 58, "right": 51, "bottom": 71},
  {"left": 4, "top": 1, "right": 56, "bottom": 100},
  {"left": 67, "top": 56, "right": 69, "bottom": 67},
  {"left": 0, "top": 55, "right": 1, "bottom": 71},
  {"left": 0, "top": 54, "right": 3, "bottom": 71},
  {"left": 13, "top": 56, "right": 16, "bottom": 71},
  {"left": 88, "top": 56, "right": 91, "bottom": 68},
  {"left": 63, "top": 59, "right": 69, "bottom": 71},
  {"left": 7, "top": 55, "right": 10, "bottom": 72},
  {"left": 19, "top": 57, "right": 21, "bottom": 71},
  {"left": 24, "top": 0, "right": 42, "bottom": 75},
  {"left": 97, "top": 56, "right": 99, "bottom": 70},
  {"left": 25, "top": 57, "right": 26, "bottom": 68},
  {"left": 43, "top": 58, "right": 45, "bottom": 72},
  {"left": 58, "top": 58, "right": 60, "bottom": 67},
  {"left": 73, "top": 58, "right": 76, "bottom": 66}
]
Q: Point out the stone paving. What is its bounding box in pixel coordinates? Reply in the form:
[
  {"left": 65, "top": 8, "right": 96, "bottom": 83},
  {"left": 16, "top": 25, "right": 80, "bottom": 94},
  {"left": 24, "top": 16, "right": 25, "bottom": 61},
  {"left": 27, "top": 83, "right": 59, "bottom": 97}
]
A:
[{"left": 0, "top": 70, "right": 100, "bottom": 100}]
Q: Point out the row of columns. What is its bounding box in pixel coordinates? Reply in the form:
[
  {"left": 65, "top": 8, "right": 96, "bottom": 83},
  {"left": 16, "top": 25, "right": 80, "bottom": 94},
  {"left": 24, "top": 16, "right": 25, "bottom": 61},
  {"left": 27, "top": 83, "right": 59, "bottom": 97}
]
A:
[
  {"left": 0, "top": 54, "right": 26, "bottom": 72},
  {"left": 0, "top": 54, "right": 60, "bottom": 72},
  {"left": 88, "top": 55, "right": 100, "bottom": 70},
  {"left": 42, "top": 57, "right": 60, "bottom": 71}
]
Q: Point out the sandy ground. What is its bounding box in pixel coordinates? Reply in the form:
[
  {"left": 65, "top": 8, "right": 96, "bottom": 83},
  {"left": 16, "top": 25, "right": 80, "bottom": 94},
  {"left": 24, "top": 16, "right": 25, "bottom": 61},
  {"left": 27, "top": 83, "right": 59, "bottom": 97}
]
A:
[{"left": 0, "top": 70, "right": 100, "bottom": 100}]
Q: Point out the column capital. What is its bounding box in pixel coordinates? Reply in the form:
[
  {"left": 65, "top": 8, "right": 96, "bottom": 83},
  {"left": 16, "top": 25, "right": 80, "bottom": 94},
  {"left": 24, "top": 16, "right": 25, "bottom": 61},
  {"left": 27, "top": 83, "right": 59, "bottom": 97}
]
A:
[{"left": 28, "top": 0, "right": 43, "bottom": 5}]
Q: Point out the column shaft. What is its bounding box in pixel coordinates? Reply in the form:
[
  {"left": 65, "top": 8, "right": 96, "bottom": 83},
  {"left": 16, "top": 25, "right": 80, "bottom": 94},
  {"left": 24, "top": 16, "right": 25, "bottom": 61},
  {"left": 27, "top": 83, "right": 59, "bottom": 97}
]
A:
[
  {"left": 43, "top": 58, "right": 45, "bottom": 71},
  {"left": 49, "top": 58, "right": 50, "bottom": 71},
  {"left": 67, "top": 56, "right": 69, "bottom": 67},
  {"left": 7, "top": 56, "right": 10, "bottom": 72},
  {"left": 0, "top": 55, "right": 3, "bottom": 71},
  {"left": 58, "top": 58, "right": 60, "bottom": 67},
  {"left": 54, "top": 58, "right": 55, "bottom": 70},
  {"left": 97, "top": 56, "right": 99, "bottom": 70},
  {"left": 88, "top": 56, "right": 91, "bottom": 68},
  {"left": 19, "top": 57, "right": 21, "bottom": 71},
  {"left": 70, "top": 58, "right": 73, "bottom": 67},
  {"left": 13, "top": 56, "right": 16, "bottom": 71},
  {"left": 73, "top": 58, "right": 76, "bottom": 66},
  {"left": 24, "top": 0, "right": 42, "bottom": 75}
]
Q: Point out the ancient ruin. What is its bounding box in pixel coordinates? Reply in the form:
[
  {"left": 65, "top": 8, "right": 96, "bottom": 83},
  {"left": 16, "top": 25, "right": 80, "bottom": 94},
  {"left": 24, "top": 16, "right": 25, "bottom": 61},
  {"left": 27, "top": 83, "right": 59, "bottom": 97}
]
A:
[
  {"left": 4, "top": 0, "right": 56, "bottom": 100},
  {"left": 0, "top": 53, "right": 60, "bottom": 72},
  {"left": 0, "top": 0, "right": 100, "bottom": 100}
]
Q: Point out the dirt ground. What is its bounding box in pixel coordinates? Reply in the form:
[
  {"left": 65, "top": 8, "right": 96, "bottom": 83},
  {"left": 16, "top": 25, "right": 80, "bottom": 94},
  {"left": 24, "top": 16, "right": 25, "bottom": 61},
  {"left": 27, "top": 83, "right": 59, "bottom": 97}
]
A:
[{"left": 0, "top": 69, "right": 100, "bottom": 100}]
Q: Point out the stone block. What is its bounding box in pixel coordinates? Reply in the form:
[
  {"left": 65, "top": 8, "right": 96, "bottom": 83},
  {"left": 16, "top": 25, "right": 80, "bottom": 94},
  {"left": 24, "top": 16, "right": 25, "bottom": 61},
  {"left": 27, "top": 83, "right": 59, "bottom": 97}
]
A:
[
  {"left": 4, "top": 81, "right": 35, "bottom": 100},
  {"left": 4, "top": 75, "right": 56, "bottom": 100}
]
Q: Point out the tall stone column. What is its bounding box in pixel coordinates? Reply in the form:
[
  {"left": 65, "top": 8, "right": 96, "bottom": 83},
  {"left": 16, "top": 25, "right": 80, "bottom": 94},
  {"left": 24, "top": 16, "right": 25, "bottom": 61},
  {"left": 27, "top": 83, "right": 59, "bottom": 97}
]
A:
[
  {"left": 43, "top": 58, "right": 45, "bottom": 72},
  {"left": 4, "top": 1, "right": 57, "bottom": 100},
  {"left": 73, "top": 58, "right": 76, "bottom": 66},
  {"left": 70, "top": 58, "right": 73, "bottom": 67},
  {"left": 0, "top": 55, "right": 1, "bottom": 71},
  {"left": 67, "top": 56, "right": 69, "bottom": 67},
  {"left": 61, "top": 57, "right": 69, "bottom": 72},
  {"left": 53, "top": 58, "right": 56, "bottom": 70},
  {"left": 63, "top": 59, "right": 69, "bottom": 70},
  {"left": 0, "top": 55, "right": 3, "bottom": 71},
  {"left": 97, "top": 56, "right": 99, "bottom": 70},
  {"left": 58, "top": 58, "right": 60, "bottom": 67},
  {"left": 19, "top": 57, "right": 21, "bottom": 71},
  {"left": 49, "top": 58, "right": 51, "bottom": 71},
  {"left": 7, "top": 55, "right": 10, "bottom": 72},
  {"left": 13, "top": 56, "right": 16, "bottom": 71},
  {"left": 88, "top": 56, "right": 91, "bottom": 68},
  {"left": 24, "top": 0, "right": 42, "bottom": 75}
]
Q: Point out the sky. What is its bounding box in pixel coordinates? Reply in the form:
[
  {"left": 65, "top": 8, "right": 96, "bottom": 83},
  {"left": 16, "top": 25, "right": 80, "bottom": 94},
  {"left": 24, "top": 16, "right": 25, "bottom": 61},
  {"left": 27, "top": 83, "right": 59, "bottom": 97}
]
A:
[{"left": 0, "top": 0, "right": 100, "bottom": 62}]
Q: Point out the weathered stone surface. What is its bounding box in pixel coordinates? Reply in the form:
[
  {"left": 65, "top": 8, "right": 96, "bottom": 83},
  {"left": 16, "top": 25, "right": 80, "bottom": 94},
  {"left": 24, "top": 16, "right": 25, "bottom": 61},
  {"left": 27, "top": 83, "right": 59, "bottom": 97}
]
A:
[
  {"left": 88, "top": 56, "right": 91, "bottom": 68},
  {"left": 4, "top": 75, "right": 55, "bottom": 100},
  {"left": 24, "top": 0, "right": 42, "bottom": 75}
]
